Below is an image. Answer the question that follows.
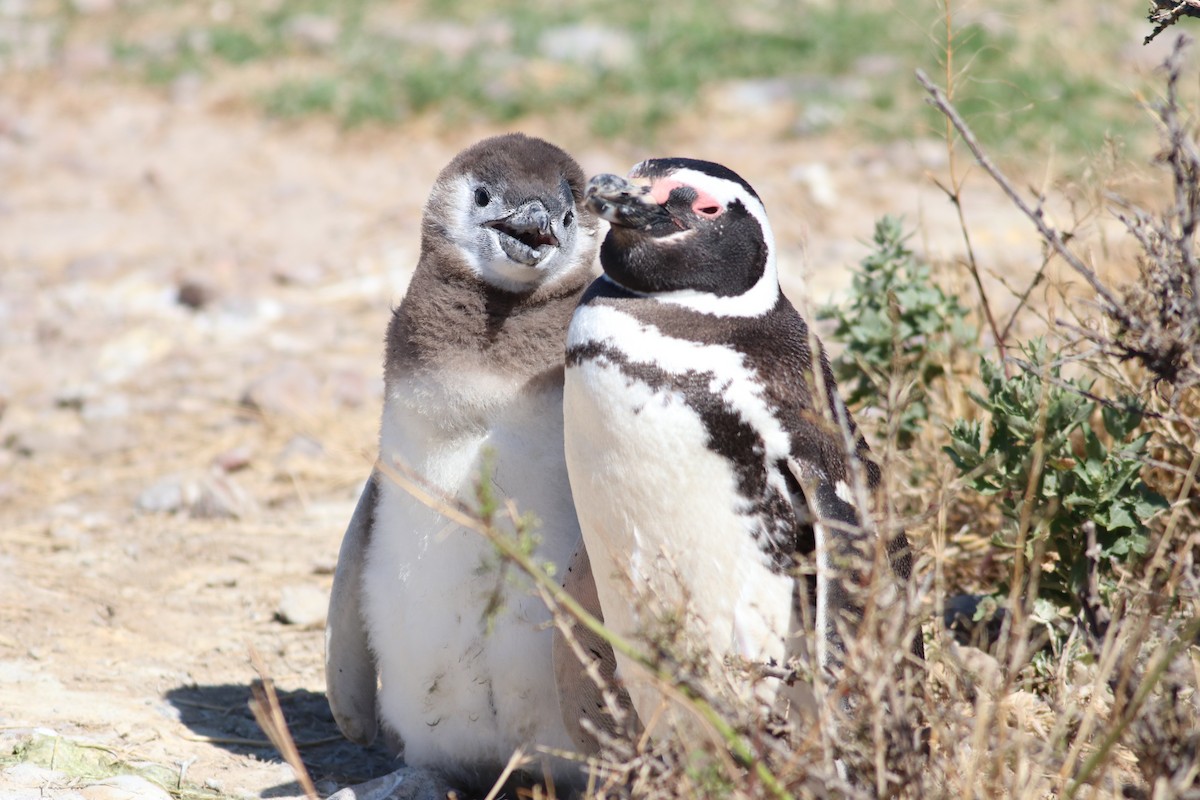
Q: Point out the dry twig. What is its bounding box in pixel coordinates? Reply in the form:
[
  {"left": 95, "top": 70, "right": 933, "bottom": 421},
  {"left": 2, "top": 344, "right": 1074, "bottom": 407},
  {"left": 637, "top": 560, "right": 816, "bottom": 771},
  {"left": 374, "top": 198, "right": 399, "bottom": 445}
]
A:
[
  {"left": 247, "top": 647, "right": 320, "bottom": 800},
  {"left": 1146, "top": 1, "right": 1200, "bottom": 45},
  {"left": 915, "top": 69, "right": 1127, "bottom": 319}
]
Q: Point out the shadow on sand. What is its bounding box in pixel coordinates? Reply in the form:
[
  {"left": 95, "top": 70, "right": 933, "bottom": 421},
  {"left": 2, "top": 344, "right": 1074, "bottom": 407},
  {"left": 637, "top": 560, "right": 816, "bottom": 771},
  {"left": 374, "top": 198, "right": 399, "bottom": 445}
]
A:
[{"left": 165, "top": 683, "right": 397, "bottom": 796}]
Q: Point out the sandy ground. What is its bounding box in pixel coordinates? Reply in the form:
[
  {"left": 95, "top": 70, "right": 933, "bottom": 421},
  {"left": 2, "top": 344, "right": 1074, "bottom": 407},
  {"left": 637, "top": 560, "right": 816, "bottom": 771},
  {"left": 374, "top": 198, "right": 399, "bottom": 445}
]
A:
[{"left": 0, "top": 73, "right": 1142, "bottom": 798}]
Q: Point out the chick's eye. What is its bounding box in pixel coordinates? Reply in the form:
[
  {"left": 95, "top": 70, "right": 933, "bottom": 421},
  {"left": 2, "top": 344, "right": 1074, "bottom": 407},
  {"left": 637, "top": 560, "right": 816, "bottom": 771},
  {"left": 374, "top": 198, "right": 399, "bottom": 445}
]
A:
[
  {"left": 563, "top": 210, "right": 574, "bottom": 227},
  {"left": 474, "top": 188, "right": 490, "bottom": 207}
]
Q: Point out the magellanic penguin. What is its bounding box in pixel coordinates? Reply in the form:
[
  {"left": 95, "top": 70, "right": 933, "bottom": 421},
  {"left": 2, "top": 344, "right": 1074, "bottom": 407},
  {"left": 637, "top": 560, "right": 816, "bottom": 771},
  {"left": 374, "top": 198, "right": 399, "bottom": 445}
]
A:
[
  {"left": 561, "top": 158, "right": 923, "bottom": 739},
  {"left": 325, "top": 133, "right": 600, "bottom": 793}
]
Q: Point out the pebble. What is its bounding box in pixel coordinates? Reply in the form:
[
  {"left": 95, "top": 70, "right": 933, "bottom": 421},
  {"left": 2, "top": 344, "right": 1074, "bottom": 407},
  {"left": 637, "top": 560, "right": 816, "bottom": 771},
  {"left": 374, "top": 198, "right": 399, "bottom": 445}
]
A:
[
  {"left": 537, "top": 24, "right": 636, "bottom": 69},
  {"left": 323, "top": 767, "right": 457, "bottom": 800},
  {"left": 96, "top": 328, "right": 174, "bottom": 386},
  {"left": 176, "top": 279, "right": 216, "bottom": 310},
  {"left": 271, "top": 260, "right": 326, "bottom": 287},
  {"left": 241, "top": 361, "right": 323, "bottom": 418},
  {"left": 275, "top": 584, "right": 328, "bottom": 628},
  {"left": 276, "top": 434, "right": 324, "bottom": 468},
  {"left": 282, "top": 14, "right": 341, "bottom": 51},
  {"left": 135, "top": 471, "right": 256, "bottom": 519},
  {"left": 791, "top": 162, "right": 838, "bottom": 209},
  {"left": 80, "top": 775, "right": 173, "bottom": 800},
  {"left": 70, "top": 0, "right": 116, "bottom": 13},
  {"left": 135, "top": 475, "right": 192, "bottom": 514},
  {"left": 329, "top": 367, "right": 376, "bottom": 409},
  {"left": 2, "top": 762, "right": 68, "bottom": 788},
  {"left": 190, "top": 471, "right": 257, "bottom": 519},
  {"left": 212, "top": 445, "right": 254, "bottom": 473}
]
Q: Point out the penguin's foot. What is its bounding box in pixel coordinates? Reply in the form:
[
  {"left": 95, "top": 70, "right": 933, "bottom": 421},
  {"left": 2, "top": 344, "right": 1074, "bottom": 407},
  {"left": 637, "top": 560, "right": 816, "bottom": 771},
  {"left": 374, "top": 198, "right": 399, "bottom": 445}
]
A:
[{"left": 324, "top": 767, "right": 457, "bottom": 800}]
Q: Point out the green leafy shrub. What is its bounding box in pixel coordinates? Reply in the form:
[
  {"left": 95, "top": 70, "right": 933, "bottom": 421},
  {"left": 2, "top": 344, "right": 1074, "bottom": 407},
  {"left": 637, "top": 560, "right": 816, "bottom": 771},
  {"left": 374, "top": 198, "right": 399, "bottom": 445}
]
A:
[
  {"left": 944, "top": 341, "right": 1168, "bottom": 616},
  {"left": 819, "top": 215, "right": 976, "bottom": 447}
]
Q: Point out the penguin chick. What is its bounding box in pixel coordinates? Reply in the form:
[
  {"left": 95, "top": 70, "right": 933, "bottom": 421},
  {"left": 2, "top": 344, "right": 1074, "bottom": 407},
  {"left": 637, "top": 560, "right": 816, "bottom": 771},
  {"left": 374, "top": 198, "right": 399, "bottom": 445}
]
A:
[
  {"left": 562, "top": 158, "right": 922, "bottom": 740},
  {"left": 325, "top": 133, "right": 599, "bottom": 794}
]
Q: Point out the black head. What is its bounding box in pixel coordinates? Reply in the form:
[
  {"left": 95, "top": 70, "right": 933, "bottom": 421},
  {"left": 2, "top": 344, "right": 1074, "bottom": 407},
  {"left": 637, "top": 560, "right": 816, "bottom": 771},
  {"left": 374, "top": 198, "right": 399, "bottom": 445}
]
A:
[{"left": 585, "top": 158, "right": 779, "bottom": 316}]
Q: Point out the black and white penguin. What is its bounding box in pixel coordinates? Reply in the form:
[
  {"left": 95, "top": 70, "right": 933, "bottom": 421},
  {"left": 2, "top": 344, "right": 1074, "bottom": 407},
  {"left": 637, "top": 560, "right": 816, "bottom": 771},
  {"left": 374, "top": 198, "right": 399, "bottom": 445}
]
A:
[
  {"left": 561, "top": 158, "right": 921, "bottom": 736},
  {"left": 324, "top": 133, "right": 600, "bottom": 793}
]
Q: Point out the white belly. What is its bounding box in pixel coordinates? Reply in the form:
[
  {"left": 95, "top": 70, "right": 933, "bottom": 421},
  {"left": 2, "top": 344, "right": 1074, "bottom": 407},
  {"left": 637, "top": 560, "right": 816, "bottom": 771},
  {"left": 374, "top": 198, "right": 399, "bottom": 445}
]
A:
[
  {"left": 362, "top": 373, "right": 579, "bottom": 779},
  {"left": 563, "top": 356, "right": 795, "bottom": 737}
]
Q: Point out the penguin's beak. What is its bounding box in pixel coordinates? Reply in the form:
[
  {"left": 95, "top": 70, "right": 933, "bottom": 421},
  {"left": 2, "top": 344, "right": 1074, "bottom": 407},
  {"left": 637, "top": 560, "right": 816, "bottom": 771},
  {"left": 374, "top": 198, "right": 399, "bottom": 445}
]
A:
[
  {"left": 487, "top": 200, "right": 560, "bottom": 249},
  {"left": 585, "top": 174, "right": 673, "bottom": 231}
]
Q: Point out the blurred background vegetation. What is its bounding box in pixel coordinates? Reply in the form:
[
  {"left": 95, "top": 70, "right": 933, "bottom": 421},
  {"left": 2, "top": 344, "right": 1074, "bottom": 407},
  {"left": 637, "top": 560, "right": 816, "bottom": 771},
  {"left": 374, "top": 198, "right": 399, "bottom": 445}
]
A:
[{"left": 0, "top": 0, "right": 1168, "bottom": 161}]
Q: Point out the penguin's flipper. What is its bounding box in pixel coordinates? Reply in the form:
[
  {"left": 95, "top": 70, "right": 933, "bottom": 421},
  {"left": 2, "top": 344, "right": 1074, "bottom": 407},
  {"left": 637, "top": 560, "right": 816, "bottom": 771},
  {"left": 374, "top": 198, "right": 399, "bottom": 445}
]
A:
[
  {"left": 785, "top": 457, "right": 869, "bottom": 673},
  {"left": 552, "top": 541, "right": 637, "bottom": 753},
  {"left": 325, "top": 472, "right": 381, "bottom": 746}
]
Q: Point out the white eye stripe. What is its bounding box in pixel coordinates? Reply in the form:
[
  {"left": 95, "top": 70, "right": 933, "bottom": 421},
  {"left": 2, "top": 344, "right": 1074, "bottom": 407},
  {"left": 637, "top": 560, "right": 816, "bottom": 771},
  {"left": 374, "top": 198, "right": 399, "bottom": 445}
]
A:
[{"left": 655, "top": 168, "right": 780, "bottom": 318}]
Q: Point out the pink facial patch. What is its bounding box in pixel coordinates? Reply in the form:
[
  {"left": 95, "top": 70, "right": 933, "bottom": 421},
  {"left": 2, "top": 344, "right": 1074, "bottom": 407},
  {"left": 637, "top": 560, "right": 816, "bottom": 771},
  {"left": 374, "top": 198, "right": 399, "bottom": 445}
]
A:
[{"left": 650, "top": 179, "right": 723, "bottom": 218}]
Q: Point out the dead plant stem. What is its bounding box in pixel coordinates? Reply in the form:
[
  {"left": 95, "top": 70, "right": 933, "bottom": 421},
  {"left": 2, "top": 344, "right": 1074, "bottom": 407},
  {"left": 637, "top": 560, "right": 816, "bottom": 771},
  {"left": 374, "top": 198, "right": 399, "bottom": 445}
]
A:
[
  {"left": 937, "top": 0, "right": 1009, "bottom": 375},
  {"left": 915, "top": 69, "right": 1128, "bottom": 321}
]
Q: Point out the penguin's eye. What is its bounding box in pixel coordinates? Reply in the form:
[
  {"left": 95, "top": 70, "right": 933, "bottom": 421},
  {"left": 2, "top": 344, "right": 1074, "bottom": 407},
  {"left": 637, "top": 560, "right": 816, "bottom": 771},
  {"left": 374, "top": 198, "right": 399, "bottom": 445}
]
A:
[
  {"left": 695, "top": 204, "right": 722, "bottom": 217},
  {"left": 563, "top": 210, "right": 574, "bottom": 227},
  {"left": 474, "top": 188, "right": 490, "bottom": 207}
]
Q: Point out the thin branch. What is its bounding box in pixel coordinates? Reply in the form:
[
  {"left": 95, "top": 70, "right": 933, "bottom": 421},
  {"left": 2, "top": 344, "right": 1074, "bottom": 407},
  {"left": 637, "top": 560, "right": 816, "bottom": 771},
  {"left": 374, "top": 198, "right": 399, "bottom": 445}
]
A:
[
  {"left": 934, "top": 0, "right": 1009, "bottom": 375},
  {"left": 1080, "top": 521, "right": 1112, "bottom": 643},
  {"left": 247, "top": 647, "right": 320, "bottom": 800},
  {"left": 928, "top": 175, "right": 1009, "bottom": 373},
  {"left": 915, "top": 69, "right": 1128, "bottom": 321},
  {"left": 1001, "top": 251, "right": 1052, "bottom": 343},
  {"left": 1146, "top": 1, "right": 1200, "bottom": 44}
]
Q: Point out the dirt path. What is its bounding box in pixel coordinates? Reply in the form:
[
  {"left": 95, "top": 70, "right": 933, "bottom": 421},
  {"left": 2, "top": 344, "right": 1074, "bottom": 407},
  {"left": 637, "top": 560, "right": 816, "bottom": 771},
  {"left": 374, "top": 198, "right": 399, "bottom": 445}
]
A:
[{"left": 0, "top": 77, "right": 1123, "bottom": 798}]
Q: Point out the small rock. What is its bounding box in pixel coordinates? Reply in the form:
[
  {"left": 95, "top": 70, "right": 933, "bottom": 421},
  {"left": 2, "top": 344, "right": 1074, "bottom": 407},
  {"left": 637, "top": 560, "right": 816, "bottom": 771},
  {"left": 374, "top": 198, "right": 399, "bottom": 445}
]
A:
[
  {"left": 852, "top": 53, "right": 902, "bottom": 78},
  {"left": 276, "top": 584, "right": 327, "bottom": 628},
  {"left": 537, "top": 24, "right": 636, "bottom": 69},
  {"left": 80, "top": 394, "right": 131, "bottom": 422},
  {"left": 241, "top": 361, "right": 323, "bottom": 417},
  {"left": 712, "top": 77, "right": 796, "bottom": 112},
  {"left": 48, "top": 522, "right": 92, "bottom": 552},
  {"left": 81, "top": 775, "right": 173, "bottom": 800},
  {"left": 277, "top": 434, "right": 324, "bottom": 467},
  {"left": 70, "top": 0, "right": 116, "bottom": 14},
  {"left": 944, "top": 593, "right": 1008, "bottom": 650},
  {"left": 910, "top": 137, "right": 950, "bottom": 171},
  {"left": 330, "top": 368, "right": 375, "bottom": 409},
  {"left": 793, "top": 103, "right": 844, "bottom": 136},
  {"left": 61, "top": 42, "right": 113, "bottom": 74},
  {"left": 282, "top": 14, "right": 340, "bottom": 51},
  {"left": 54, "top": 386, "right": 87, "bottom": 411},
  {"left": 212, "top": 445, "right": 253, "bottom": 472},
  {"left": 3, "top": 762, "right": 67, "bottom": 788},
  {"left": 271, "top": 260, "right": 325, "bottom": 286},
  {"left": 190, "top": 471, "right": 257, "bottom": 519},
  {"left": 205, "top": 573, "right": 238, "bottom": 588},
  {"left": 170, "top": 72, "right": 205, "bottom": 106},
  {"left": 314, "top": 779, "right": 340, "bottom": 797},
  {"left": 136, "top": 475, "right": 191, "bottom": 514},
  {"left": 96, "top": 328, "right": 174, "bottom": 385},
  {"left": 176, "top": 279, "right": 215, "bottom": 310},
  {"left": 325, "top": 767, "right": 458, "bottom": 800},
  {"left": 791, "top": 162, "right": 838, "bottom": 209},
  {"left": 64, "top": 254, "right": 120, "bottom": 280}
]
